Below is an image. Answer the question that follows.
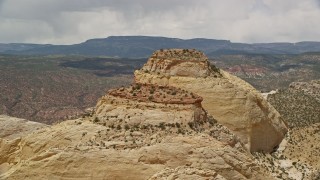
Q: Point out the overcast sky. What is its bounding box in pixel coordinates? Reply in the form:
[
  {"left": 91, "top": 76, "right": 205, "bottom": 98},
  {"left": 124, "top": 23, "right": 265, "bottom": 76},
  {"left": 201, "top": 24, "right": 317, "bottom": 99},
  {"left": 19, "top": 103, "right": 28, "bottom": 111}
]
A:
[{"left": 1, "top": 0, "right": 320, "bottom": 44}]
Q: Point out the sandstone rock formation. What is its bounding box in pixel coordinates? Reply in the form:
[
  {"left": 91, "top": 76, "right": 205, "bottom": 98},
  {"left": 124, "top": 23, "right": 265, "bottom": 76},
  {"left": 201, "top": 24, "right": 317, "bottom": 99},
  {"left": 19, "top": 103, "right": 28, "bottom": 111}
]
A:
[
  {"left": 0, "top": 49, "right": 291, "bottom": 179},
  {"left": 135, "top": 49, "right": 288, "bottom": 152},
  {"left": 0, "top": 115, "right": 47, "bottom": 140},
  {"left": 0, "top": 85, "right": 272, "bottom": 180},
  {"left": 142, "top": 49, "right": 213, "bottom": 78},
  {"left": 95, "top": 84, "right": 207, "bottom": 128}
]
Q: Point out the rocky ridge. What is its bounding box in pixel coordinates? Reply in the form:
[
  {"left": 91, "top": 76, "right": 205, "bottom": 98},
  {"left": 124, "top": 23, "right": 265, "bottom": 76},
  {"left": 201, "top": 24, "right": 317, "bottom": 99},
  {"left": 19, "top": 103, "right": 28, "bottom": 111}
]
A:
[
  {"left": 135, "top": 49, "right": 288, "bottom": 153},
  {"left": 94, "top": 84, "right": 208, "bottom": 132},
  {"left": 107, "top": 83, "right": 203, "bottom": 104},
  {"left": 143, "top": 49, "right": 216, "bottom": 78},
  {"left": 0, "top": 85, "right": 271, "bottom": 179}
]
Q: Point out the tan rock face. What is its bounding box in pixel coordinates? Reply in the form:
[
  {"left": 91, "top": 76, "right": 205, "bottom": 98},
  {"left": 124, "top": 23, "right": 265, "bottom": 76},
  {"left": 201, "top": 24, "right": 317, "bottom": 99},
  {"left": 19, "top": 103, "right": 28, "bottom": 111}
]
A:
[
  {"left": 0, "top": 83, "right": 272, "bottom": 179},
  {"left": 95, "top": 84, "right": 207, "bottom": 128},
  {"left": 0, "top": 115, "right": 47, "bottom": 140},
  {"left": 0, "top": 116, "right": 271, "bottom": 180},
  {"left": 142, "top": 49, "right": 215, "bottom": 78},
  {"left": 135, "top": 49, "right": 288, "bottom": 153}
]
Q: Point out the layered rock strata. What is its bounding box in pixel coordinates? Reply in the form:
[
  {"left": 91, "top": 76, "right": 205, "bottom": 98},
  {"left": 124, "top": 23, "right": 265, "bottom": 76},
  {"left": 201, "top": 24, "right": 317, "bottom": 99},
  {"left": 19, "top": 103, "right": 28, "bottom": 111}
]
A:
[
  {"left": 95, "top": 84, "right": 207, "bottom": 127},
  {"left": 135, "top": 49, "right": 288, "bottom": 152}
]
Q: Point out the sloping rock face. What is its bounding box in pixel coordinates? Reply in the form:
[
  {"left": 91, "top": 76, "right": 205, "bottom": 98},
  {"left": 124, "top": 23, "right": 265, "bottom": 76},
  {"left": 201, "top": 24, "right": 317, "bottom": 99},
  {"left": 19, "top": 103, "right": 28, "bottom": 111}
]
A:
[
  {"left": 0, "top": 85, "right": 272, "bottom": 179},
  {"left": 0, "top": 121, "right": 269, "bottom": 180},
  {"left": 0, "top": 115, "right": 47, "bottom": 140},
  {"left": 135, "top": 49, "right": 288, "bottom": 153}
]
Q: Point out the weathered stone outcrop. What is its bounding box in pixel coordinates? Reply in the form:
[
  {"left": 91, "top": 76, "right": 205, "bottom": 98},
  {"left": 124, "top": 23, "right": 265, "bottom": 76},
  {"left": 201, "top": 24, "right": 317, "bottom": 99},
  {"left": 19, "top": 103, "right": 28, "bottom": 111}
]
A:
[
  {"left": 0, "top": 83, "right": 273, "bottom": 179},
  {"left": 0, "top": 116, "right": 271, "bottom": 180},
  {"left": 0, "top": 115, "right": 47, "bottom": 140},
  {"left": 142, "top": 49, "right": 216, "bottom": 78},
  {"left": 107, "top": 83, "right": 203, "bottom": 104},
  {"left": 135, "top": 49, "right": 288, "bottom": 153},
  {"left": 95, "top": 84, "right": 207, "bottom": 128}
]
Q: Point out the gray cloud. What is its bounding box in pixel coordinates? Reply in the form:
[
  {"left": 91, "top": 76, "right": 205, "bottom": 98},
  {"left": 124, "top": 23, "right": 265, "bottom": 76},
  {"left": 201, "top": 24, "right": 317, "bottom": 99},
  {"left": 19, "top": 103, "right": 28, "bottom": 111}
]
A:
[{"left": 0, "top": 0, "right": 320, "bottom": 44}]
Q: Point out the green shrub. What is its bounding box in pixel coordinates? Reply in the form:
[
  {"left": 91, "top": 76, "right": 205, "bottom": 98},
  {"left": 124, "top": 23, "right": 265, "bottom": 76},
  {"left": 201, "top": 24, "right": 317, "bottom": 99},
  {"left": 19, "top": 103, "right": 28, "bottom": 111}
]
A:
[
  {"left": 188, "top": 122, "right": 194, "bottom": 129},
  {"left": 94, "top": 117, "right": 99, "bottom": 123},
  {"left": 159, "top": 122, "right": 166, "bottom": 130}
]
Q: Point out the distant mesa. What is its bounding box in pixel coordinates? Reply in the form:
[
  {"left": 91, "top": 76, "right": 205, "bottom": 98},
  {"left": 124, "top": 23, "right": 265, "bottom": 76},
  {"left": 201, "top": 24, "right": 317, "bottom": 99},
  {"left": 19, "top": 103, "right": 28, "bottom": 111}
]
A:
[{"left": 3, "top": 36, "right": 320, "bottom": 57}]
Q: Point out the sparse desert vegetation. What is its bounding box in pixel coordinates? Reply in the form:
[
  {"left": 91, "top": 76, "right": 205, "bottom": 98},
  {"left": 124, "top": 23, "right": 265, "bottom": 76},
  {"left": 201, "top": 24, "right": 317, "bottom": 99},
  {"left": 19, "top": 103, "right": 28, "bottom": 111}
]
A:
[
  {"left": 211, "top": 54, "right": 320, "bottom": 91},
  {"left": 268, "top": 87, "right": 320, "bottom": 128},
  {"left": 0, "top": 55, "right": 145, "bottom": 124}
]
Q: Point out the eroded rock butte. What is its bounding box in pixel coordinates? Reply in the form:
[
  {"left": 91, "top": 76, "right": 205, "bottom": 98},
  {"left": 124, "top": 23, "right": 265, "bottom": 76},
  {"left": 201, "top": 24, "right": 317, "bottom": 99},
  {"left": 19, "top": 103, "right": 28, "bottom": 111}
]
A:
[{"left": 135, "top": 48, "right": 288, "bottom": 152}]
